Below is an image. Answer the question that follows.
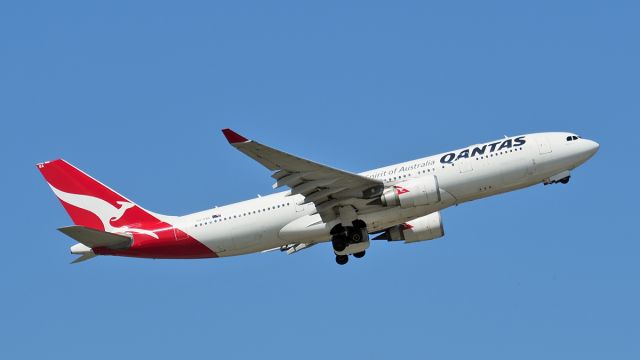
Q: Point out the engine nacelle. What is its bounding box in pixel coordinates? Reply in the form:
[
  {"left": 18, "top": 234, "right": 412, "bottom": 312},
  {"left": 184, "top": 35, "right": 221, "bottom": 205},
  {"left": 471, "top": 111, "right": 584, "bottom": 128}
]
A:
[
  {"left": 381, "top": 212, "right": 444, "bottom": 243},
  {"left": 381, "top": 175, "right": 441, "bottom": 208}
]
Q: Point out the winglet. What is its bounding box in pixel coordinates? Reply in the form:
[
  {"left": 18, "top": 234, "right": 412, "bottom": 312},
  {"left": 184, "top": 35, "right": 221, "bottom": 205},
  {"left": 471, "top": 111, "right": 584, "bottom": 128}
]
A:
[{"left": 222, "top": 128, "right": 249, "bottom": 144}]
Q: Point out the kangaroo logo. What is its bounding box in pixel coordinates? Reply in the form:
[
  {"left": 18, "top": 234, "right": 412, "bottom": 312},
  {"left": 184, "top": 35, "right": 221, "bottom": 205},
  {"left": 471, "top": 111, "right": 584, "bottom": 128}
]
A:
[
  {"left": 111, "top": 201, "right": 135, "bottom": 223},
  {"left": 49, "top": 185, "right": 159, "bottom": 239}
]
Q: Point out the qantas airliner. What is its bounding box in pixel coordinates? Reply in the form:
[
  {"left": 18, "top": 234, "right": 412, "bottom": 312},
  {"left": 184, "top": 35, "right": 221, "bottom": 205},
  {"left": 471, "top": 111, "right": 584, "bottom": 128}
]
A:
[{"left": 37, "top": 129, "right": 599, "bottom": 265}]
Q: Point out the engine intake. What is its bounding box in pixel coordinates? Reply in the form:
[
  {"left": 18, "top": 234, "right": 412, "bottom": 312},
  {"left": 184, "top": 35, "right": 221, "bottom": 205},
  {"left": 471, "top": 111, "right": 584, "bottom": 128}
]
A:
[
  {"left": 381, "top": 175, "right": 441, "bottom": 208},
  {"left": 375, "top": 212, "right": 445, "bottom": 243}
]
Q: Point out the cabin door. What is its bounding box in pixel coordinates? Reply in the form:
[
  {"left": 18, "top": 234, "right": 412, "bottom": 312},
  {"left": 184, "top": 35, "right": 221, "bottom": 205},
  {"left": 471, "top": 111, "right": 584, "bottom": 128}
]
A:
[{"left": 536, "top": 137, "right": 552, "bottom": 155}]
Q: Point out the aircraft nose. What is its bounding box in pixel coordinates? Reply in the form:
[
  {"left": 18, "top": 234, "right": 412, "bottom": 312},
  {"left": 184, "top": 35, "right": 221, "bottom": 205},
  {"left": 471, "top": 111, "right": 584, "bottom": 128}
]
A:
[{"left": 583, "top": 139, "right": 600, "bottom": 158}]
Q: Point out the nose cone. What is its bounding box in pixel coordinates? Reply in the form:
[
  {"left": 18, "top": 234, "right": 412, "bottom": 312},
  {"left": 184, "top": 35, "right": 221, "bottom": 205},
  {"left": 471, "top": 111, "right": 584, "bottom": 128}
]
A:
[
  {"left": 584, "top": 139, "right": 600, "bottom": 158},
  {"left": 575, "top": 139, "right": 600, "bottom": 165}
]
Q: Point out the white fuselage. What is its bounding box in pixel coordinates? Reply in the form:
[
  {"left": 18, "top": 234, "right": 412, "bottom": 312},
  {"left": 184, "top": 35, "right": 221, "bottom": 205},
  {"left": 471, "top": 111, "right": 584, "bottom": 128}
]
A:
[{"left": 178, "top": 132, "right": 599, "bottom": 257}]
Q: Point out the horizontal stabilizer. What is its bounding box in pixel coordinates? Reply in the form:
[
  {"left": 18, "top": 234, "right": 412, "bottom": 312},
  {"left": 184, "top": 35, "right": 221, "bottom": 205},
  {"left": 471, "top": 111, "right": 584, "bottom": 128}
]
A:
[
  {"left": 71, "top": 252, "right": 97, "bottom": 264},
  {"left": 58, "top": 226, "right": 132, "bottom": 249}
]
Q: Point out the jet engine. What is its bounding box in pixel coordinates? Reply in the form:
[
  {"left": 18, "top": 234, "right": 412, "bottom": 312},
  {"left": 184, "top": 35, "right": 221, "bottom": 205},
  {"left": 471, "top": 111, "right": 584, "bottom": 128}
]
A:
[
  {"left": 381, "top": 175, "right": 441, "bottom": 208},
  {"left": 375, "top": 212, "right": 444, "bottom": 243}
]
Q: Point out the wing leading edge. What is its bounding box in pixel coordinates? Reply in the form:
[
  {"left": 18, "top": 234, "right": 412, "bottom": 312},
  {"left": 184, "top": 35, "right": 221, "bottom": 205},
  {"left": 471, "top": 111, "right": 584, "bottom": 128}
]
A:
[{"left": 221, "top": 129, "right": 384, "bottom": 219}]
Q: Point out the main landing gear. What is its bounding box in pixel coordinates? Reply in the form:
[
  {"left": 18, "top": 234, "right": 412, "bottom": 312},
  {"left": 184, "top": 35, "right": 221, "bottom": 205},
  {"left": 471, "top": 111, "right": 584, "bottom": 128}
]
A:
[
  {"left": 334, "top": 250, "right": 366, "bottom": 265},
  {"left": 331, "top": 220, "right": 368, "bottom": 265}
]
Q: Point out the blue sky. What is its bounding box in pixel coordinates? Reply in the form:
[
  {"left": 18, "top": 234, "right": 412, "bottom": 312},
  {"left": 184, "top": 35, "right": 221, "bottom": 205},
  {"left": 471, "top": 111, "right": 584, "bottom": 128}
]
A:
[{"left": 1, "top": 1, "right": 638, "bottom": 358}]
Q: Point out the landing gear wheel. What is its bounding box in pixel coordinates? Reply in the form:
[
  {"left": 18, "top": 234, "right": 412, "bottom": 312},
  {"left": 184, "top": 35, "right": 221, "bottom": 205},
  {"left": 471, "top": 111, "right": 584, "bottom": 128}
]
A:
[
  {"left": 348, "top": 229, "right": 364, "bottom": 243},
  {"left": 335, "top": 254, "right": 349, "bottom": 265},
  {"left": 560, "top": 177, "right": 570, "bottom": 184},
  {"left": 332, "top": 235, "right": 347, "bottom": 252},
  {"left": 330, "top": 224, "right": 345, "bottom": 236},
  {"left": 352, "top": 219, "right": 367, "bottom": 230},
  {"left": 353, "top": 250, "right": 366, "bottom": 259}
]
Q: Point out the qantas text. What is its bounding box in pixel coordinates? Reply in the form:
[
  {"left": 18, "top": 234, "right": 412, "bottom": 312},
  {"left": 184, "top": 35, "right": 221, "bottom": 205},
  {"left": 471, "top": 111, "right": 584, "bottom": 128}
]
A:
[{"left": 440, "top": 136, "right": 527, "bottom": 164}]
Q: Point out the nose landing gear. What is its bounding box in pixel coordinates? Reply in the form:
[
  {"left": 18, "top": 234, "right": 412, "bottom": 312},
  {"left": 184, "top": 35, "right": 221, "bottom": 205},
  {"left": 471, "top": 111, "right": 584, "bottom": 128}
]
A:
[{"left": 544, "top": 170, "right": 571, "bottom": 185}]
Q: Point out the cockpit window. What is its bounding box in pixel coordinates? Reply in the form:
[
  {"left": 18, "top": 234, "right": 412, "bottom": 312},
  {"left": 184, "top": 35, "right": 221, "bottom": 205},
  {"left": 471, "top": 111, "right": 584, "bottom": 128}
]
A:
[{"left": 567, "top": 135, "right": 581, "bottom": 142}]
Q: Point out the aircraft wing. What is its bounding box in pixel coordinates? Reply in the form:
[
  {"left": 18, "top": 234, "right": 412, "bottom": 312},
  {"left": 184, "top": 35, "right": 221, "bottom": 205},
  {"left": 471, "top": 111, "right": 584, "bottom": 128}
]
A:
[{"left": 222, "top": 129, "right": 385, "bottom": 219}]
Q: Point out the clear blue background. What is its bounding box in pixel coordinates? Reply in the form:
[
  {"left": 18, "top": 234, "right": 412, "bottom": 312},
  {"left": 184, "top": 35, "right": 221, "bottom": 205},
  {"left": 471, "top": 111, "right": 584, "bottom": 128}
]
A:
[{"left": 1, "top": 1, "right": 638, "bottom": 358}]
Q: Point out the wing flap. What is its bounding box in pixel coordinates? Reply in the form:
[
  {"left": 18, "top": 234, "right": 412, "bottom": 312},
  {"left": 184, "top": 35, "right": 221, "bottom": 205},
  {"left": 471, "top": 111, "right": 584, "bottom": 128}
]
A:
[{"left": 262, "top": 243, "right": 316, "bottom": 255}]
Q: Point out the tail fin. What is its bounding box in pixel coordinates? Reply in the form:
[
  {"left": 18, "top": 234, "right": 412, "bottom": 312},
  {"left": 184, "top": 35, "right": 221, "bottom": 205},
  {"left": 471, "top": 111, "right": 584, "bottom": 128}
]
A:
[{"left": 36, "top": 159, "right": 166, "bottom": 232}]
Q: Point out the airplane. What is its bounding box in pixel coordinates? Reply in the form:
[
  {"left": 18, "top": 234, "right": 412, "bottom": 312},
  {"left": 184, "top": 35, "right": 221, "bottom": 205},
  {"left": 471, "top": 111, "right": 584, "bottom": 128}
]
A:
[{"left": 37, "top": 130, "right": 599, "bottom": 265}]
